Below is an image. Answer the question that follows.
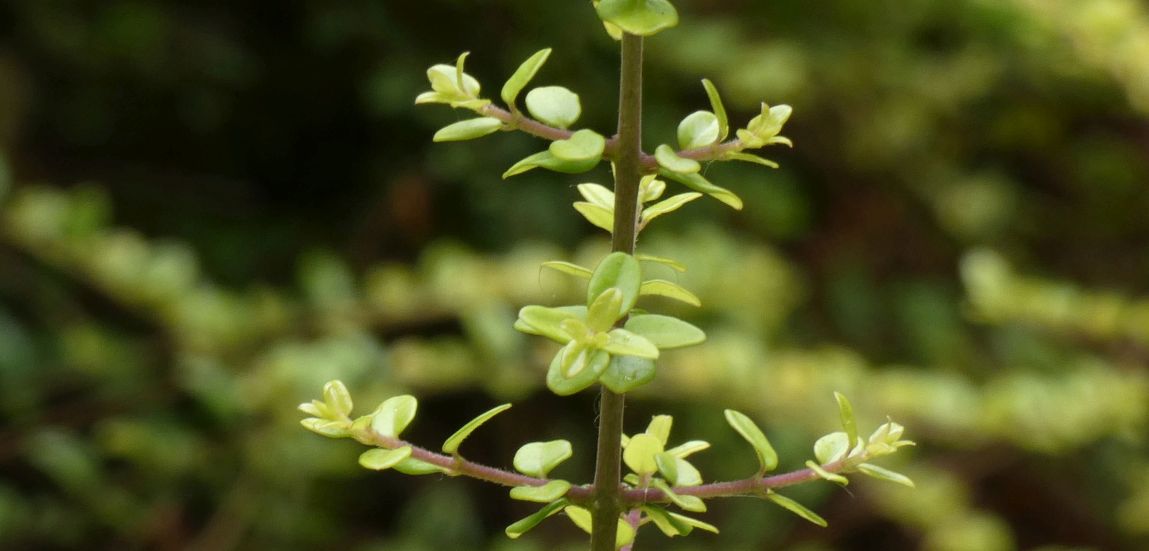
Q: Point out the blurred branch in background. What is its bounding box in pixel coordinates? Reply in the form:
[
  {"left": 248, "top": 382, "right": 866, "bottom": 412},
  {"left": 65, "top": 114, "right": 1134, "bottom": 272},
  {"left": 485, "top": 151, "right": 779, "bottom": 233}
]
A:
[{"left": 2, "top": 0, "right": 1149, "bottom": 549}]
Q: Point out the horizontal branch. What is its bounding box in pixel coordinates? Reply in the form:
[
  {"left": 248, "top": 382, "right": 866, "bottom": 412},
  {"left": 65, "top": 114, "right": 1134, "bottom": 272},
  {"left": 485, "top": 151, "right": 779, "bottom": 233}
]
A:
[
  {"left": 477, "top": 104, "right": 746, "bottom": 173},
  {"left": 359, "top": 430, "right": 859, "bottom": 508}
]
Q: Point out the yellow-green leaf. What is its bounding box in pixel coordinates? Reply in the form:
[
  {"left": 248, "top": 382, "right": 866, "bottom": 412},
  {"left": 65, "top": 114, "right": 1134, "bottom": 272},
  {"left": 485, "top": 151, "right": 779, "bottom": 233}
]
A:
[{"left": 442, "top": 403, "right": 512, "bottom": 455}]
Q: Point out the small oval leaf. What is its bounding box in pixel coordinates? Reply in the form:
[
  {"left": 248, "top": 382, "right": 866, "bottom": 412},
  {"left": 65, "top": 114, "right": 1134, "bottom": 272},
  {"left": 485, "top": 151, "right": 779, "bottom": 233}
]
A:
[
  {"left": 724, "top": 409, "right": 779, "bottom": 473},
  {"left": 573, "top": 202, "right": 615, "bottom": 233},
  {"left": 603, "top": 328, "right": 660, "bottom": 359},
  {"left": 442, "top": 403, "right": 513, "bottom": 455},
  {"left": 433, "top": 117, "right": 503, "bottom": 142},
  {"left": 599, "top": 354, "right": 657, "bottom": 393},
  {"left": 595, "top": 0, "right": 679, "bottom": 37},
  {"left": 701, "top": 79, "right": 729, "bottom": 141},
  {"left": 654, "top": 144, "right": 701, "bottom": 173},
  {"left": 393, "top": 457, "right": 449, "bottom": 476},
  {"left": 587, "top": 252, "right": 642, "bottom": 313},
  {"left": 549, "top": 129, "right": 605, "bottom": 162},
  {"left": 515, "top": 305, "right": 583, "bottom": 343},
  {"left": 370, "top": 395, "right": 418, "bottom": 438},
  {"left": 358, "top": 446, "right": 413, "bottom": 471},
  {"left": 642, "top": 193, "right": 703, "bottom": 227},
  {"left": 322, "top": 380, "right": 353, "bottom": 418},
  {"left": 505, "top": 499, "right": 569, "bottom": 539},
  {"left": 502, "top": 48, "right": 552, "bottom": 107},
  {"left": 542, "top": 260, "right": 593, "bottom": 279},
  {"left": 677, "top": 110, "right": 719, "bottom": 150},
  {"left": 525, "top": 86, "right": 581, "bottom": 129},
  {"left": 509, "top": 479, "right": 572, "bottom": 502},
  {"left": 514, "top": 440, "right": 574, "bottom": 478},
  {"left": 814, "top": 431, "right": 850, "bottom": 464},
  {"left": 834, "top": 392, "right": 859, "bottom": 448},
  {"left": 659, "top": 169, "right": 743, "bottom": 210},
  {"left": 805, "top": 459, "right": 849, "bottom": 486},
  {"left": 577, "top": 183, "right": 615, "bottom": 208},
  {"left": 624, "top": 433, "right": 664, "bottom": 475},
  {"left": 767, "top": 491, "right": 828, "bottom": 527},
  {"left": 546, "top": 345, "right": 609, "bottom": 396},
  {"left": 637, "top": 279, "right": 703, "bottom": 307},
  {"left": 625, "top": 314, "right": 706, "bottom": 348},
  {"left": 857, "top": 463, "right": 916, "bottom": 488}
]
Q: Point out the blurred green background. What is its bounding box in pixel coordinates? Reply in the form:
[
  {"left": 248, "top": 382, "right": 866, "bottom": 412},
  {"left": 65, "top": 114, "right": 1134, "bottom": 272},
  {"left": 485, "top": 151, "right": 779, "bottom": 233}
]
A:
[{"left": 2, "top": 0, "right": 1149, "bottom": 549}]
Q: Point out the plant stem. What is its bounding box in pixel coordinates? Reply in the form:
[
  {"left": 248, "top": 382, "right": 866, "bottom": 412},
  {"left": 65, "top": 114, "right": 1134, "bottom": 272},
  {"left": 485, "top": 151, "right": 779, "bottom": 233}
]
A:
[{"left": 591, "top": 31, "right": 644, "bottom": 551}]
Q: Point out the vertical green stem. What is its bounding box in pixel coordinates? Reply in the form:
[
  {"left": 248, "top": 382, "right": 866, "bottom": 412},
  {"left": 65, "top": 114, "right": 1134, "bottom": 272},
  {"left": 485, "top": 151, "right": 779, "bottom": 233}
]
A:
[{"left": 591, "top": 31, "right": 643, "bottom": 551}]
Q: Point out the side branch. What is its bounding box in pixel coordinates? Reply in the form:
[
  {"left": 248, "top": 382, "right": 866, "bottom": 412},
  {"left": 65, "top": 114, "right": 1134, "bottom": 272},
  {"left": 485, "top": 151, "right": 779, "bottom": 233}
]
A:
[
  {"left": 360, "top": 428, "right": 864, "bottom": 509},
  {"left": 478, "top": 104, "right": 746, "bottom": 170}
]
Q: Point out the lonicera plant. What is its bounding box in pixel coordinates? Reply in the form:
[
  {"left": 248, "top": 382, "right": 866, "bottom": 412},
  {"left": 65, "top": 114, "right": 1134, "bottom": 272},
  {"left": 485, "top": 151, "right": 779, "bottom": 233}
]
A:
[{"left": 300, "top": 2, "right": 914, "bottom": 549}]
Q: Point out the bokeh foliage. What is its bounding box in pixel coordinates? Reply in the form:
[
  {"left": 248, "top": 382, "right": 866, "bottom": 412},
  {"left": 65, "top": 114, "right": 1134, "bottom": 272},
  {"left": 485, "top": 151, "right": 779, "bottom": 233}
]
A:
[{"left": 2, "top": 0, "right": 1149, "bottom": 549}]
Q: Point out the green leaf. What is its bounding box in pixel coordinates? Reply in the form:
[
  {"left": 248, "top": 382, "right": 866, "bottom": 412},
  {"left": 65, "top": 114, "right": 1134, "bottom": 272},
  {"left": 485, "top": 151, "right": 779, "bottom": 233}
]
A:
[
  {"left": 563, "top": 506, "right": 636, "bottom": 548},
  {"left": 542, "top": 261, "right": 593, "bottom": 279},
  {"left": 637, "top": 279, "right": 703, "bottom": 307},
  {"left": 587, "top": 252, "right": 642, "bottom": 313},
  {"left": 502, "top": 48, "right": 552, "bottom": 108},
  {"left": 549, "top": 129, "right": 605, "bottom": 162},
  {"left": 503, "top": 145, "right": 601, "bottom": 177},
  {"left": 418, "top": 62, "right": 482, "bottom": 105},
  {"left": 603, "top": 328, "right": 660, "bottom": 359},
  {"left": 358, "top": 446, "right": 413, "bottom": 471},
  {"left": 393, "top": 457, "right": 449, "bottom": 475},
  {"left": 767, "top": 491, "right": 828, "bottom": 527},
  {"left": 857, "top": 463, "right": 915, "bottom": 487},
  {"left": 525, "top": 86, "right": 581, "bottom": 129},
  {"left": 666, "top": 440, "right": 710, "bottom": 458},
  {"left": 667, "top": 511, "right": 719, "bottom": 534},
  {"left": 599, "top": 354, "right": 657, "bottom": 393},
  {"left": 577, "top": 183, "right": 615, "bottom": 209},
  {"left": 652, "top": 478, "right": 706, "bottom": 512},
  {"left": 636, "top": 254, "right": 687, "bottom": 272},
  {"left": 814, "top": 432, "right": 850, "bottom": 464},
  {"left": 322, "top": 380, "right": 353, "bottom": 418},
  {"left": 624, "top": 433, "right": 663, "bottom": 475},
  {"left": 805, "top": 460, "right": 849, "bottom": 486},
  {"left": 587, "top": 288, "right": 625, "bottom": 332},
  {"left": 701, "top": 78, "right": 729, "bottom": 141},
  {"left": 563, "top": 505, "right": 592, "bottom": 532},
  {"left": 642, "top": 192, "right": 702, "bottom": 225},
  {"left": 643, "top": 505, "right": 693, "bottom": 537},
  {"left": 659, "top": 169, "right": 743, "bottom": 210},
  {"left": 510, "top": 479, "right": 572, "bottom": 502},
  {"left": 677, "top": 110, "right": 719, "bottom": 150},
  {"left": 625, "top": 314, "right": 705, "bottom": 349},
  {"left": 300, "top": 418, "right": 349, "bottom": 438},
  {"left": 573, "top": 202, "right": 614, "bottom": 233},
  {"left": 433, "top": 117, "right": 503, "bottom": 142},
  {"left": 655, "top": 451, "right": 680, "bottom": 485},
  {"left": 724, "top": 409, "right": 779, "bottom": 473},
  {"left": 672, "top": 456, "right": 703, "bottom": 486},
  {"left": 503, "top": 151, "right": 552, "bottom": 178},
  {"left": 654, "top": 144, "right": 701, "bottom": 174},
  {"left": 370, "top": 395, "right": 418, "bottom": 438},
  {"left": 834, "top": 392, "right": 859, "bottom": 449},
  {"left": 298, "top": 399, "right": 328, "bottom": 419},
  {"left": 645, "top": 415, "right": 673, "bottom": 445},
  {"left": 514, "top": 305, "right": 583, "bottom": 343},
  {"left": 639, "top": 174, "right": 666, "bottom": 202},
  {"left": 513, "top": 440, "right": 573, "bottom": 478},
  {"left": 595, "top": 0, "right": 679, "bottom": 37},
  {"left": 546, "top": 344, "right": 610, "bottom": 395},
  {"left": 722, "top": 151, "right": 779, "bottom": 168},
  {"left": 505, "top": 499, "right": 568, "bottom": 539},
  {"left": 442, "top": 403, "right": 513, "bottom": 455}
]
